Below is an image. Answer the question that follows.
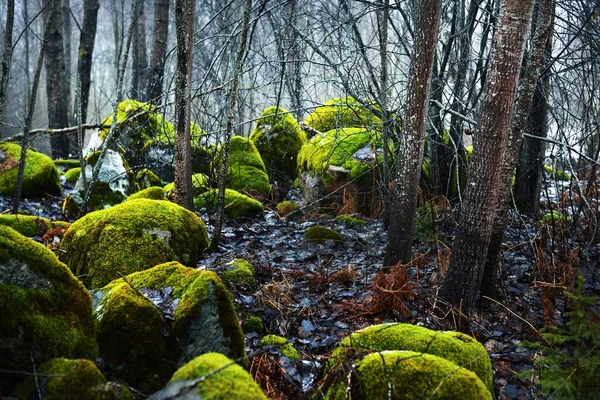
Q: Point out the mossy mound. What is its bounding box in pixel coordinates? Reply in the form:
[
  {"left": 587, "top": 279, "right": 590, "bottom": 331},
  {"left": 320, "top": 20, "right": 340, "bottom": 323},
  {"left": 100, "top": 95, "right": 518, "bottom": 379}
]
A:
[
  {"left": 335, "top": 214, "right": 366, "bottom": 226},
  {"left": 544, "top": 164, "right": 571, "bottom": 181},
  {"left": 127, "top": 186, "right": 166, "bottom": 201},
  {"left": 324, "top": 350, "right": 491, "bottom": 400},
  {"left": 0, "top": 141, "right": 61, "bottom": 198},
  {"left": 540, "top": 210, "right": 571, "bottom": 226},
  {"left": 249, "top": 106, "right": 306, "bottom": 182},
  {"left": 136, "top": 168, "right": 164, "bottom": 189},
  {"left": 164, "top": 173, "right": 210, "bottom": 199},
  {"left": 54, "top": 159, "right": 81, "bottom": 170},
  {"left": 0, "top": 226, "right": 98, "bottom": 394},
  {"left": 303, "top": 97, "right": 381, "bottom": 134},
  {"left": 221, "top": 258, "right": 256, "bottom": 287},
  {"left": 195, "top": 189, "right": 264, "bottom": 220},
  {"left": 13, "top": 358, "right": 132, "bottom": 400},
  {"left": 64, "top": 167, "right": 81, "bottom": 184},
  {"left": 242, "top": 315, "right": 265, "bottom": 334},
  {"left": 327, "top": 323, "right": 493, "bottom": 393},
  {"left": 149, "top": 353, "right": 267, "bottom": 399},
  {"left": 260, "top": 335, "right": 300, "bottom": 361},
  {"left": 276, "top": 200, "right": 299, "bottom": 217},
  {"left": 215, "top": 136, "right": 270, "bottom": 195},
  {"left": 0, "top": 214, "right": 68, "bottom": 237},
  {"left": 94, "top": 262, "right": 245, "bottom": 393},
  {"left": 60, "top": 199, "right": 209, "bottom": 289},
  {"left": 304, "top": 225, "right": 343, "bottom": 245}
]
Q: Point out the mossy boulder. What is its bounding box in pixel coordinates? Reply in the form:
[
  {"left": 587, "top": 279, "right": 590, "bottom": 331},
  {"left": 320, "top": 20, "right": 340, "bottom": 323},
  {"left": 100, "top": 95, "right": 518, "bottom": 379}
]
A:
[
  {"left": 164, "top": 173, "right": 210, "bottom": 199},
  {"left": 276, "top": 200, "right": 299, "bottom": 217},
  {"left": 249, "top": 106, "right": 306, "bottom": 182},
  {"left": 12, "top": 358, "right": 132, "bottom": 400},
  {"left": 220, "top": 258, "right": 256, "bottom": 287},
  {"left": 304, "top": 226, "right": 343, "bottom": 245},
  {"left": 0, "top": 141, "right": 61, "bottom": 198},
  {"left": 0, "top": 226, "right": 98, "bottom": 394},
  {"left": 303, "top": 97, "right": 381, "bottom": 134},
  {"left": 0, "top": 214, "right": 68, "bottom": 237},
  {"left": 327, "top": 323, "right": 493, "bottom": 394},
  {"left": 60, "top": 199, "right": 209, "bottom": 289},
  {"left": 324, "top": 350, "right": 491, "bottom": 400},
  {"left": 260, "top": 335, "right": 300, "bottom": 361},
  {"left": 136, "top": 168, "right": 164, "bottom": 189},
  {"left": 215, "top": 136, "right": 270, "bottom": 195},
  {"left": 64, "top": 167, "right": 81, "bottom": 184},
  {"left": 195, "top": 189, "right": 264, "bottom": 220},
  {"left": 149, "top": 353, "right": 267, "bottom": 400},
  {"left": 242, "top": 315, "right": 264, "bottom": 334},
  {"left": 127, "top": 186, "right": 166, "bottom": 201},
  {"left": 335, "top": 214, "right": 366, "bottom": 227},
  {"left": 93, "top": 262, "right": 245, "bottom": 393},
  {"left": 54, "top": 159, "right": 81, "bottom": 170}
]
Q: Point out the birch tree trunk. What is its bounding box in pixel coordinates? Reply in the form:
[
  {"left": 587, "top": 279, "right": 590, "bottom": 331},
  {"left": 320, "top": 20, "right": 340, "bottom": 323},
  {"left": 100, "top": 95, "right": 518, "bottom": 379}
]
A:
[
  {"left": 173, "top": 0, "right": 195, "bottom": 210},
  {"left": 440, "top": 0, "right": 536, "bottom": 315},
  {"left": 0, "top": 0, "right": 14, "bottom": 138},
  {"left": 384, "top": 0, "right": 442, "bottom": 266},
  {"left": 147, "top": 0, "right": 170, "bottom": 103},
  {"left": 76, "top": 0, "right": 99, "bottom": 124}
]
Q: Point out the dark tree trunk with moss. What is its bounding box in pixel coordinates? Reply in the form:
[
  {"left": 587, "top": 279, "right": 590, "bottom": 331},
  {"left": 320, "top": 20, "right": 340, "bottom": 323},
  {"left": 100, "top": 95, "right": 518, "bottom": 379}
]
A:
[
  {"left": 131, "top": 1, "right": 148, "bottom": 101},
  {"left": 384, "top": 0, "right": 442, "bottom": 266},
  {"left": 0, "top": 0, "right": 15, "bottom": 138},
  {"left": 440, "top": 0, "right": 536, "bottom": 315},
  {"left": 76, "top": 0, "right": 99, "bottom": 123},
  {"left": 173, "top": 0, "right": 195, "bottom": 210},
  {"left": 44, "top": 0, "right": 71, "bottom": 158},
  {"left": 147, "top": 0, "right": 170, "bottom": 103}
]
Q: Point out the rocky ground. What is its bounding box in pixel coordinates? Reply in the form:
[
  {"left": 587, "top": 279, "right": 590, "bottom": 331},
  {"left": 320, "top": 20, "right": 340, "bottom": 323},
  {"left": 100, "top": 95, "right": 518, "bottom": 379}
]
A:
[{"left": 2, "top": 180, "right": 599, "bottom": 400}]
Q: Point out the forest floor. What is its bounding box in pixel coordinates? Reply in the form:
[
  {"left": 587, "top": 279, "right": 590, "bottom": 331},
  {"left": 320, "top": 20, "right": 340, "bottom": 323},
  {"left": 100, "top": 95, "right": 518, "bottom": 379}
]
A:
[{"left": 2, "top": 181, "right": 599, "bottom": 400}]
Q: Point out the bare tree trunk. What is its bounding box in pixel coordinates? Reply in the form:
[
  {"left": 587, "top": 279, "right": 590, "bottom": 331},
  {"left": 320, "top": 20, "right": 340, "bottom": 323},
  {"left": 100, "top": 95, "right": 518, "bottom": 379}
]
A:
[
  {"left": 378, "top": 0, "right": 392, "bottom": 225},
  {"left": 131, "top": 1, "right": 148, "bottom": 101},
  {"left": 173, "top": 0, "right": 195, "bottom": 210},
  {"left": 482, "top": 0, "right": 555, "bottom": 298},
  {"left": 0, "top": 0, "right": 15, "bottom": 139},
  {"left": 147, "top": 0, "right": 170, "bottom": 103},
  {"left": 62, "top": 0, "right": 73, "bottom": 125},
  {"left": 44, "top": 0, "right": 70, "bottom": 159},
  {"left": 440, "top": 0, "right": 536, "bottom": 315},
  {"left": 383, "top": 0, "right": 442, "bottom": 266},
  {"left": 75, "top": 0, "right": 99, "bottom": 124}
]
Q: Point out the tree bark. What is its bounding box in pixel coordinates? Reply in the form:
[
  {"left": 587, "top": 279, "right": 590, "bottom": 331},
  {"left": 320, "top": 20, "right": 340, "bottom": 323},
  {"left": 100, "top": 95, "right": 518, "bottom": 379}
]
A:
[
  {"left": 0, "top": 0, "right": 15, "bottom": 138},
  {"left": 62, "top": 0, "right": 73, "bottom": 125},
  {"left": 131, "top": 1, "right": 148, "bottom": 101},
  {"left": 173, "top": 0, "right": 195, "bottom": 211},
  {"left": 384, "top": 0, "right": 442, "bottom": 266},
  {"left": 44, "top": 0, "right": 70, "bottom": 159},
  {"left": 75, "top": 0, "right": 99, "bottom": 124},
  {"left": 440, "top": 0, "right": 535, "bottom": 315},
  {"left": 147, "top": 0, "right": 170, "bottom": 103}
]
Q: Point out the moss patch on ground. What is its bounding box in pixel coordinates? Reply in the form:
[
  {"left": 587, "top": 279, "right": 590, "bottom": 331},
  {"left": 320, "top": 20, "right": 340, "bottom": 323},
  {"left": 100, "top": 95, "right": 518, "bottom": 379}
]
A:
[
  {"left": 221, "top": 258, "right": 257, "bottom": 287},
  {"left": 335, "top": 214, "right": 366, "bottom": 227},
  {"left": 0, "top": 141, "right": 61, "bottom": 198},
  {"left": 60, "top": 199, "right": 209, "bottom": 289},
  {"left": 303, "top": 97, "right": 382, "bottom": 134},
  {"left": 64, "top": 167, "right": 81, "bottom": 184},
  {"left": 304, "top": 226, "right": 343, "bottom": 245},
  {"left": 195, "top": 189, "right": 264, "bottom": 220},
  {"left": 242, "top": 315, "right": 265, "bottom": 333},
  {"left": 276, "top": 200, "right": 299, "bottom": 217},
  {"left": 260, "top": 335, "right": 301, "bottom": 361}
]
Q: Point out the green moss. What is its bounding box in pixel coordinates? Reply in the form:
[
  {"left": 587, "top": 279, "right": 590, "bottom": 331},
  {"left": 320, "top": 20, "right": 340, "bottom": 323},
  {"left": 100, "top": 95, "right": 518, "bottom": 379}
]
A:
[
  {"left": 249, "top": 106, "right": 306, "bottom": 182},
  {"left": 276, "top": 200, "right": 299, "bottom": 217},
  {"left": 164, "top": 173, "right": 210, "bottom": 198},
  {"left": 327, "top": 323, "right": 493, "bottom": 394},
  {"left": 195, "top": 189, "right": 264, "bottom": 220},
  {"left": 221, "top": 258, "right": 256, "bottom": 287},
  {"left": 335, "top": 214, "right": 366, "bottom": 226},
  {"left": 168, "top": 353, "right": 267, "bottom": 399},
  {"left": 544, "top": 164, "right": 571, "bottom": 181},
  {"left": 13, "top": 358, "right": 132, "bottom": 400},
  {"left": 540, "top": 210, "right": 571, "bottom": 225},
  {"left": 326, "top": 350, "right": 491, "bottom": 400},
  {"left": 127, "top": 186, "right": 165, "bottom": 201},
  {"left": 0, "top": 214, "right": 52, "bottom": 236},
  {"left": 54, "top": 159, "right": 82, "bottom": 169},
  {"left": 0, "top": 142, "right": 61, "bottom": 197},
  {"left": 136, "top": 168, "right": 164, "bottom": 188},
  {"left": 60, "top": 199, "right": 209, "bottom": 289},
  {"left": 215, "top": 136, "right": 270, "bottom": 194},
  {"left": 95, "top": 262, "right": 245, "bottom": 392},
  {"left": 0, "top": 226, "right": 98, "bottom": 392},
  {"left": 64, "top": 167, "right": 81, "bottom": 184},
  {"left": 242, "top": 316, "right": 264, "bottom": 334},
  {"left": 260, "top": 335, "right": 300, "bottom": 361},
  {"left": 303, "top": 97, "right": 382, "bottom": 134},
  {"left": 304, "top": 226, "right": 343, "bottom": 245}
]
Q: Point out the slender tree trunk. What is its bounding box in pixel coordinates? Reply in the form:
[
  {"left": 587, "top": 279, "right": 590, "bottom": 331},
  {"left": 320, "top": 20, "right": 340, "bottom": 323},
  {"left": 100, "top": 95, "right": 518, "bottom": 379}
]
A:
[
  {"left": 131, "top": 1, "right": 148, "bottom": 101},
  {"left": 0, "top": 0, "right": 15, "bottom": 138},
  {"left": 62, "top": 0, "right": 73, "bottom": 125},
  {"left": 75, "top": 0, "right": 99, "bottom": 124},
  {"left": 173, "top": 0, "right": 195, "bottom": 210},
  {"left": 44, "top": 0, "right": 70, "bottom": 159},
  {"left": 378, "top": 0, "right": 392, "bottom": 225},
  {"left": 482, "top": 0, "right": 555, "bottom": 298},
  {"left": 440, "top": 0, "right": 536, "bottom": 315},
  {"left": 383, "top": 0, "right": 442, "bottom": 266},
  {"left": 147, "top": 0, "right": 170, "bottom": 103}
]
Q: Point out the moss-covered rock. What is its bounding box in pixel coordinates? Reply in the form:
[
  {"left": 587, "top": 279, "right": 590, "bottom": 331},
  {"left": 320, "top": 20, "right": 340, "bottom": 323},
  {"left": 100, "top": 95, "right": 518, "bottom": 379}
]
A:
[
  {"left": 249, "top": 106, "right": 306, "bottom": 182},
  {"left": 304, "top": 226, "right": 343, "bottom": 245},
  {"left": 544, "top": 164, "right": 571, "bottom": 181},
  {"left": 242, "top": 315, "right": 264, "bottom": 334},
  {"left": 0, "top": 141, "right": 61, "bottom": 198},
  {"left": 0, "top": 214, "right": 68, "bottom": 237},
  {"left": 60, "top": 199, "right": 209, "bottom": 289},
  {"left": 93, "top": 262, "right": 245, "bottom": 393},
  {"left": 327, "top": 323, "right": 493, "bottom": 394},
  {"left": 136, "top": 168, "right": 164, "bottom": 189},
  {"left": 164, "top": 173, "right": 210, "bottom": 199},
  {"left": 221, "top": 258, "right": 256, "bottom": 287},
  {"left": 13, "top": 358, "right": 132, "bottom": 400},
  {"left": 149, "top": 353, "right": 267, "bottom": 399},
  {"left": 260, "top": 335, "right": 300, "bottom": 361},
  {"left": 127, "top": 186, "right": 166, "bottom": 201},
  {"left": 276, "top": 200, "right": 299, "bottom": 217},
  {"left": 195, "top": 189, "right": 264, "bottom": 220},
  {"left": 540, "top": 210, "right": 571, "bottom": 225},
  {"left": 215, "top": 136, "right": 270, "bottom": 195},
  {"left": 0, "top": 226, "right": 98, "bottom": 394},
  {"left": 325, "top": 350, "right": 491, "bottom": 400},
  {"left": 54, "top": 159, "right": 82, "bottom": 170},
  {"left": 64, "top": 167, "right": 81, "bottom": 184},
  {"left": 335, "top": 214, "right": 366, "bottom": 226},
  {"left": 303, "top": 97, "right": 382, "bottom": 134}
]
